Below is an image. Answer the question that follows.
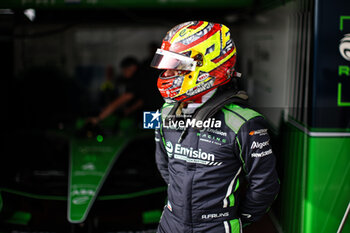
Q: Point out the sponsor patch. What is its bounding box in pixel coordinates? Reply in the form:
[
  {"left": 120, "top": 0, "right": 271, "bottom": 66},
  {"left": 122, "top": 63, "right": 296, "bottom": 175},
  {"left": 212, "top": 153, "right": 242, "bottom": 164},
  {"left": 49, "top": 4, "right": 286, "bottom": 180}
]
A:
[
  {"left": 251, "top": 140, "right": 269, "bottom": 149},
  {"left": 202, "top": 212, "right": 229, "bottom": 219},
  {"left": 201, "top": 128, "right": 227, "bottom": 136},
  {"left": 167, "top": 200, "right": 172, "bottom": 212},
  {"left": 197, "top": 72, "right": 209, "bottom": 83},
  {"left": 249, "top": 129, "right": 268, "bottom": 136},
  {"left": 186, "top": 79, "right": 214, "bottom": 96},
  {"left": 165, "top": 141, "right": 222, "bottom": 166},
  {"left": 251, "top": 149, "right": 272, "bottom": 158}
]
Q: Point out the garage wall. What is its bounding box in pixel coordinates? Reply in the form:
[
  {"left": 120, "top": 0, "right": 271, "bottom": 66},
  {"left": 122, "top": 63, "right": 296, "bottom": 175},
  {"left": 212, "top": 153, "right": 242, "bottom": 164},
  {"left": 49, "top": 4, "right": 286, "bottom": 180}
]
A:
[
  {"left": 235, "top": 2, "right": 295, "bottom": 129},
  {"left": 14, "top": 24, "right": 168, "bottom": 76}
]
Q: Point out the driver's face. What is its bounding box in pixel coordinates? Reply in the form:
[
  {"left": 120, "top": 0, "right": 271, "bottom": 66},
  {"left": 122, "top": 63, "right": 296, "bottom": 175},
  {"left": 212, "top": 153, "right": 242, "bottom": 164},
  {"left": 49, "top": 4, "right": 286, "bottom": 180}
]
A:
[
  {"left": 163, "top": 69, "right": 180, "bottom": 77},
  {"left": 163, "top": 70, "right": 189, "bottom": 78}
]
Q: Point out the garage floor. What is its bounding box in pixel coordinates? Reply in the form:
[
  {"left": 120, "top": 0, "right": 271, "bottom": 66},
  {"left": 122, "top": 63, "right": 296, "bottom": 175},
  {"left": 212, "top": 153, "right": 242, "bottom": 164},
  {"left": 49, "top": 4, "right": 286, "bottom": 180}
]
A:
[{"left": 244, "top": 214, "right": 280, "bottom": 233}]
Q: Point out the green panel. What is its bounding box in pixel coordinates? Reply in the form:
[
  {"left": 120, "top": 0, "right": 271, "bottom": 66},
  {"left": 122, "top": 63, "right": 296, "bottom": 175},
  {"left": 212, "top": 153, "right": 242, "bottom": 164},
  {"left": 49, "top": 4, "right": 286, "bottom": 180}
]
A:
[
  {"left": 0, "top": 191, "right": 2, "bottom": 213},
  {"left": 68, "top": 135, "right": 129, "bottom": 223},
  {"left": 224, "top": 104, "right": 262, "bottom": 121},
  {"left": 142, "top": 209, "right": 162, "bottom": 224},
  {"left": 278, "top": 122, "right": 350, "bottom": 233},
  {"left": 0, "top": 0, "right": 253, "bottom": 9},
  {"left": 278, "top": 122, "right": 306, "bottom": 233},
  {"left": 229, "top": 219, "right": 240, "bottom": 233},
  {"left": 305, "top": 137, "right": 350, "bottom": 233},
  {"left": 6, "top": 211, "right": 31, "bottom": 225},
  {"left": 0, "top": 186, "right": 166, "bottom": 201},
  {"left": 222, "top": 108, "right": 245, "bottom": 134}
]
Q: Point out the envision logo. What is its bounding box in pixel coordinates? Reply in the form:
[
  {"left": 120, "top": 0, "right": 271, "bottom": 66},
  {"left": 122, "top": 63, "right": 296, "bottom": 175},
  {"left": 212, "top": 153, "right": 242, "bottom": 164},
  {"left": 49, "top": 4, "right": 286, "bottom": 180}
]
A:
[
  {"left": 165, "top": 141, "right": 174, "bottom": 158},
  {"left": 72, "top": 196, "right": 89, "bottom": 205},
  {"left": 339, "top": 34, "right": 350, "bottom": 61},
  {"left": 71, "top": 189, "right": 95, "bottom": 205},
  {"left": 82, "top": 162, "right": 95, "bottom": 171},
  {"left": 165, "top": 141, "right": 220, "bottom": 166}
]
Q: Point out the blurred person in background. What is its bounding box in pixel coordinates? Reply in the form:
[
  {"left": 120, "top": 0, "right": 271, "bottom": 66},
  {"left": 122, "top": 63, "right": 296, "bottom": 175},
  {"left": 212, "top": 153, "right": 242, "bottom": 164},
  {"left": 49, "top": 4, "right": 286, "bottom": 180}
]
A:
[
  {"left": 99, "top": 65, "right": 117, "bottom": 107},
  {"left": 152, "top": 21, "right": 280, "bottom": 233},
  {"left": 89, "top": 56, "right": 148, "bottom": 126}
]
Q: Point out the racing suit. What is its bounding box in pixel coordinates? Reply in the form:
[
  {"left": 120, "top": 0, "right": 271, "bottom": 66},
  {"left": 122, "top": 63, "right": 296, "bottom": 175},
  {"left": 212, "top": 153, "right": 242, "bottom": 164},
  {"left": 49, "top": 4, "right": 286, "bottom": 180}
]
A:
[{"left": 155, "top": 93, "right": 280, "bottom": 233}]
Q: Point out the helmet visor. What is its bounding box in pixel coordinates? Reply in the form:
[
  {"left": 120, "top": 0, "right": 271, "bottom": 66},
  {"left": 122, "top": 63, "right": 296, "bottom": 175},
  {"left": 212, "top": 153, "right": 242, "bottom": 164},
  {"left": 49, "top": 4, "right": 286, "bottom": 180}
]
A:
[{"left": 151, "top": 49, "right": 196, "bottom": 71}]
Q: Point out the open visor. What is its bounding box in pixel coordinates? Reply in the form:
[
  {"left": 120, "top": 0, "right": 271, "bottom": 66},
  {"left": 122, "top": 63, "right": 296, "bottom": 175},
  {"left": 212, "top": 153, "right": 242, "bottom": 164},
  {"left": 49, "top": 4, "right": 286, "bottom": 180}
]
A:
[{"left": 151, "top": 49, "right": 197, "bottom": 71}]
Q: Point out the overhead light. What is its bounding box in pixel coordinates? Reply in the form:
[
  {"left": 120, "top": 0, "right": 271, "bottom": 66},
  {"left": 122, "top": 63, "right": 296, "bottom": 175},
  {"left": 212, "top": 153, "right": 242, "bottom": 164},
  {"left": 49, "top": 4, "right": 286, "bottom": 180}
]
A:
[
  {"left": 225, "top": 14, "right": 239, "bottom": 23},
  {"left": 0, "top": 9, "right": 14, "bottom": 15},
  {"left": 255, "top": 15, "right": 269, "bottom": 24},
  {"left": 24, "top": 8, "right": 35, "bottom": 21}
]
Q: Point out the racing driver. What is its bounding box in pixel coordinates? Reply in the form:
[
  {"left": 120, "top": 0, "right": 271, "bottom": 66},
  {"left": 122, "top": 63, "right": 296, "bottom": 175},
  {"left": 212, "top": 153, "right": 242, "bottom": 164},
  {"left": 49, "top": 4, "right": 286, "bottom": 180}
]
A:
[{"left": 151, "top": 21, "right": 280, "bottom": 233}]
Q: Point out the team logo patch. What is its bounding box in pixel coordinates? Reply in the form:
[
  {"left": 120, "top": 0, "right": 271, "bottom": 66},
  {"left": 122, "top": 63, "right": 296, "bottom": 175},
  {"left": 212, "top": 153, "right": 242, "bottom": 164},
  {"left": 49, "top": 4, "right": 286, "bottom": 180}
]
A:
[
  {"left": 179, "top": 29, "right": 187, "bottom": 37},
  {"left": 165, "top": 141, "right": 222, "bottom": 166},
  {"left": 339, "top": 34, "right": 350, "bottom": 61},
  {"left": 165, "top": 141, "right": 174, "bottom": 158}
]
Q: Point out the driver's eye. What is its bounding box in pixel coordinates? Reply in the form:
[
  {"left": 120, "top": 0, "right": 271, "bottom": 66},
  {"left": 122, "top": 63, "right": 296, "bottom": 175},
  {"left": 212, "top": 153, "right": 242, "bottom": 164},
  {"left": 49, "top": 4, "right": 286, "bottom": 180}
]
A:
[
  {"left": 177, "top": 71, "right": 187, "bottom": 75},
  {"left": 163, "top": 70, "right": 190, "bottom": 77}
]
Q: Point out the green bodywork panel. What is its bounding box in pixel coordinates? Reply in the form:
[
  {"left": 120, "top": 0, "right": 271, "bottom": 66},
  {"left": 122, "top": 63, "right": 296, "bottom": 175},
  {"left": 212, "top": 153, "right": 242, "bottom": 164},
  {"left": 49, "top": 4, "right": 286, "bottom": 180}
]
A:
[
  {"left": 142, "top": 209, "right": 162, "bottom": 224},
  {"left": 6, "top": 211, "right": 31, "bottom": 225},
  {"left": 68, "top": 135, "right": 129, "bottom": 223},
  {"left": 0, "top": 186, "right": 166, "bottom": 202},
  {"left": 277, "top": 122, "right": 350, "bottom": 233}
]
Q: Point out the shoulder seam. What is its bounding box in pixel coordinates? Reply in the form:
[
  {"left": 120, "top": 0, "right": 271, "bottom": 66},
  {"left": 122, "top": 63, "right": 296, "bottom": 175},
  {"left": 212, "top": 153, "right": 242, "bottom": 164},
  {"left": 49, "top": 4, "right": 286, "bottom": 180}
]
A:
[
  {"left": 161, "top": 103, "right": 174, "bottom": 119},
  {"left": 223, "top": 103, "right": 262, "bottom": 121},
  {"left": 221, "top": 106, "right": 262, "bottom": 134},
  {"left": 222, "top": 107, "right": 247, "bottom": 123}
]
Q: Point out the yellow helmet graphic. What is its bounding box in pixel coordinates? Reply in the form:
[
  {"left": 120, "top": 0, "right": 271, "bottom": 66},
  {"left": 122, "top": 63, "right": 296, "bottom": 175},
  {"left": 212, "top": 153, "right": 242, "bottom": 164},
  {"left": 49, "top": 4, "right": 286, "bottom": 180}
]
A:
[{"left": 151, "top": 21, "right": 238, "bottom": 102}]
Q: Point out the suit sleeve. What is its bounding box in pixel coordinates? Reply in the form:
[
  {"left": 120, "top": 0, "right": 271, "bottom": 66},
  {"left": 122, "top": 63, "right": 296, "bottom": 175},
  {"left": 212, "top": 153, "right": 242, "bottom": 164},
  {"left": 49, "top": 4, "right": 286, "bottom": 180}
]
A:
[
  {"left": 235, "top": 116, "right": 280, "bottom": 224},
  {"left": 155, "top": 126, "right": 169, "bottom": 184}
]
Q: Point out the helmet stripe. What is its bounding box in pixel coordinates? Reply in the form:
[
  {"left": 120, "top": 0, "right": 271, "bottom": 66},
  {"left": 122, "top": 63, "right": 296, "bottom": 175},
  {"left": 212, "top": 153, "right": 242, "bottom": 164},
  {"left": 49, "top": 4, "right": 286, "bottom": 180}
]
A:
[
  {"left": 212, "top": 47, "right": 236, "bottom": 63},
  {"left": 170, "top": 23, "right": 222, "bottom": 53},
  {"left": 165, "top": 21, "right": 193, "bottom": 42},
  {"left": 177, "top": 22, "right": 214, "bottom": 45},
  {"left": 187, "top": 21, "right": 204, "bottom": 30}
]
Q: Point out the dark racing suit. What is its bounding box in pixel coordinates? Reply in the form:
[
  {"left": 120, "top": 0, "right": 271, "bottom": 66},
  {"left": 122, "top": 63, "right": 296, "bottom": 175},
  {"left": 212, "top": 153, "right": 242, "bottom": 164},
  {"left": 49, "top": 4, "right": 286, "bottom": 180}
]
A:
[{"left": 155, "top": 98, "right": 280, "bottom": 233}]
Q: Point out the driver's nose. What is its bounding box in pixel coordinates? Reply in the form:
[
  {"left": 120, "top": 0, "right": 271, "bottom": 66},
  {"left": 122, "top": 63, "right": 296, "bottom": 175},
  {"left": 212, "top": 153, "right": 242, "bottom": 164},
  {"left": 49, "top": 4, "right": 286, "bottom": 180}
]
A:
[{"left": 163, "top": 70, "right": 179, "bottom": 77}]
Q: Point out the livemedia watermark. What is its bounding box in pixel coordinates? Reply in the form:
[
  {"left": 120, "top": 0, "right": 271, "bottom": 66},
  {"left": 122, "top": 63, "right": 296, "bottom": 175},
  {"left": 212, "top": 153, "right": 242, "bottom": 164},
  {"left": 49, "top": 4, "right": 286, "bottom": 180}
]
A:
[{"left": 143, "top": 111, "right": 221, "bottom": 129}]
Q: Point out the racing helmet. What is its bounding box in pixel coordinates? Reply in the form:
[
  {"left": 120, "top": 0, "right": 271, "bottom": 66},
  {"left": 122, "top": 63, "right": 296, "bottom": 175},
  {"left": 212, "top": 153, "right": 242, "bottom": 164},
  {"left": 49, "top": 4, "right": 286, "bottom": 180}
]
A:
[{"left": 151, "top": 21, "right": 238, "bottom": 103}]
